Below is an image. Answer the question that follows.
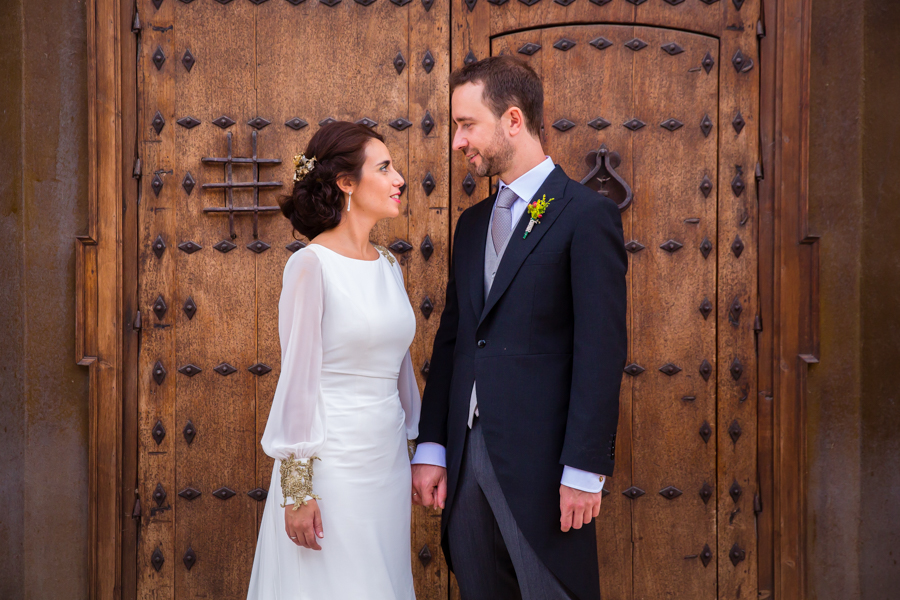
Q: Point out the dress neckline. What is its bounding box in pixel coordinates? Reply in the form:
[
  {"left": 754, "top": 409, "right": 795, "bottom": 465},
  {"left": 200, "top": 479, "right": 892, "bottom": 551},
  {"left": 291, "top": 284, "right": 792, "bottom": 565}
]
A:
[{"left": 308, "top": 243, "right": 382, "bottom": 263}]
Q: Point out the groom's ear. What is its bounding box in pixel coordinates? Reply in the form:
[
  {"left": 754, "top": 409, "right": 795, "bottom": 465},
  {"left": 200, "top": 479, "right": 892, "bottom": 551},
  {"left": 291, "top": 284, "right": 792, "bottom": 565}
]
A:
[{"left": 505, "top": 106, "right": 527, "bottom": 137}]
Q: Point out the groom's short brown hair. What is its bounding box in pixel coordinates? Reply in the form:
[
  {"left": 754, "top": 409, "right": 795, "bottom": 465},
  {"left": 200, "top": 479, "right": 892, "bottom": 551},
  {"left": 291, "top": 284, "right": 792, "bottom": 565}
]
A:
[{"left": 449, "top": 55, "right": 544, "bottom": 138}]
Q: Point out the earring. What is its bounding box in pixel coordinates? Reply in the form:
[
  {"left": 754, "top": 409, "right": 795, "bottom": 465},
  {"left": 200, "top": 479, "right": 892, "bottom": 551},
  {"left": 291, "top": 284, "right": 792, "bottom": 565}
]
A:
[{"left": 347, "top": 190, "right": 352, "bottom": 212}]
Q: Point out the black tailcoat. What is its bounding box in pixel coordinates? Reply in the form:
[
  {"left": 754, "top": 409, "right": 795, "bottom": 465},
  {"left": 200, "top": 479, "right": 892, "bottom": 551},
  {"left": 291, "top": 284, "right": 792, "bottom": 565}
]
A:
[{"left": 418, "top": 165, "right": 628, "bottom": 600}]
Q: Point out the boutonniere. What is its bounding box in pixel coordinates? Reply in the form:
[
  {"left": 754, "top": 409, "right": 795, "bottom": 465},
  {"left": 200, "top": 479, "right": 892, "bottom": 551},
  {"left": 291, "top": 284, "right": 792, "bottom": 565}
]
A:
[{"left": 523, "top": 194, "right": 554, "bottom": 239}]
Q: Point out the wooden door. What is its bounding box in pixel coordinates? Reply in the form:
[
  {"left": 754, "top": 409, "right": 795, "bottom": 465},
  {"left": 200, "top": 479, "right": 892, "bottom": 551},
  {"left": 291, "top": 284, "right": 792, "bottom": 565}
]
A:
[
  {"left": 454, "top": 2, "right": 760, "bottom": 600},
  {"left": 135, "top": 1, "right": 449, "bottom": 598}
]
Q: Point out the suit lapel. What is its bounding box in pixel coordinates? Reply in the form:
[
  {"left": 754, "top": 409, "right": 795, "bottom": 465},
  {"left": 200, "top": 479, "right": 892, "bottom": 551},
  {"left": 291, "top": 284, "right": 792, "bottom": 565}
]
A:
[
  {"left": 466, "top": 193, "right": 495, "bottom": 320},
  {"left": 479, "top": 165, "right": 571, "bottom": 328}
]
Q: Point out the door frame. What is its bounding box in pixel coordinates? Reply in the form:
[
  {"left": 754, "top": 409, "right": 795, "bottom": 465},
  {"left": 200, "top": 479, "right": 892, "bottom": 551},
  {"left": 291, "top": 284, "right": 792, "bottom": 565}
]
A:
[{"left": 78, "top": 0, "right": 816, "bottom": 598}]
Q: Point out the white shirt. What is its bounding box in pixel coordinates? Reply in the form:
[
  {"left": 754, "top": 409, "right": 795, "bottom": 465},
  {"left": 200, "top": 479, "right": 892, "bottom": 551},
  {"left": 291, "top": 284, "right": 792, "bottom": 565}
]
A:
[{"left": 411, "top": 157, "right": 607, "bottom": 494}]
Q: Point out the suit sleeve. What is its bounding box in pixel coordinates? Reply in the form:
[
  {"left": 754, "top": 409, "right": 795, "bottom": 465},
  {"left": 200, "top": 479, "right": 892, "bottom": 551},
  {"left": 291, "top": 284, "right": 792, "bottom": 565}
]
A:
[
  {"left": 560, "top": 196, "right": 628, "bottom": 477},
  {"left": 417, "top": 216, "right": 464, "bottom": 446}
]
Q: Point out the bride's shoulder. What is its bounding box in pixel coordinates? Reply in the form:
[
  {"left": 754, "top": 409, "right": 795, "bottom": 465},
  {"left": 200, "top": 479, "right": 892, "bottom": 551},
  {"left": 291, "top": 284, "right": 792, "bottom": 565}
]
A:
[
  {"left": 283, "top": 245, "right": 324, "bottom": 281},
  {"left": 372, "top": 244, "right": 398, "bottom": 267}
]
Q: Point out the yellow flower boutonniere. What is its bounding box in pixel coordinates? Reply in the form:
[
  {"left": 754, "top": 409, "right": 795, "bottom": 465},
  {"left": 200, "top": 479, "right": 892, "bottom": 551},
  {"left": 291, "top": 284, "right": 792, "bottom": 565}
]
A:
[{"left": 523, "top": 194, "right": 554, "bottom": 239}]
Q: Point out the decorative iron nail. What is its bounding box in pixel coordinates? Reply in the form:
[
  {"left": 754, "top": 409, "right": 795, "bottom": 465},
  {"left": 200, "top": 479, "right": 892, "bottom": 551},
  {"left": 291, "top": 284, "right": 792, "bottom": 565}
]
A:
[
  {"left": 659, "top": 363, "right": 682, "bottom": 376},
  {"left": 730, "top": 543, "right": 746, "bottom": 566},
  {"left": 732, "top": 48, "right": 747, "bottom": 72},
  {"left": 624, "top": 363, "right": 645, "bottom": 376},
  {"left": 389, "top": 118, "right": 412, "bottom": 131},
  {"left": 601, "top": 488, "right": 610, "bottom": 497},
  {"left": 151, "top": 548, "right": 165, "bottom": 572},
  {"left": 487, "top": 0, "right": 508, "bottom": 4},
  {"left": 464, "top": 51, "right": 477, "bottom": 66},
  {"left": 624, "top": 240, "right": 645, "bottom": 253},
  {"left": 699, "top": 421, "right": 712, "bottom": 443},
  {"left": 699, "top": 359, "right": 712, "bottom": 381},
  {"left": 728, "top": 297, "right": 742, "bottom": 325},
  {"left": 731, "top": 172, "right": 745, "bottom": 196},
  {"left": 152, "top": 111, "right": 165, "bottom": 135},
  {"left": 151, "top": 174, "right": 164, "bottom": 197},
  {"left": 699, "top": 0, "right": 719, "bottom": 4},
  {"left": 589, "top": 36, "right": 613, "bottom": 50},
  {"left": 699, "top": 482, "right": 713, "bottom": 504},
  {"left": 247, "top": 117, "right": 271, "bottom": 130},
  {"left": 213, "top": 363, "right": 237, "bottom": 376},
  {"left": 177, "top": 116, "right": 201, "bottom": 129},
  {"left": 756, "top": 161, "right": 764, "bottom": 181},
  {"left": 733, "top": 0, "right": 744, "bottom": 7},
  {"left": 589, "top": 0, "right": 612, "bottom": 4},
  {"left": 248, "top": 488, "right": 268, "bottom": 501},
  {"left": 133, "top": 310, "right": 142, "bottom": 332},
  {"left": 153, "top": 234, "right": 166, "bottom": 258},
  {"left": 213, "top": 239, "right": 237, "bottom": 253},
  {"left": 151, "top": 0, "right": 163, "bottom": 5},
  {"left": 421, "top": 111, "right": 435, "bottom": 135},
  {"left": 355, "top": 0, "right": 376, "bottom": 4},
  {"left": 133, "top": 157, "right": 141, "bottom": 178},
  {"left": 462, "top": 173, "right": 476, "bottom": 196},
  {"left": 131, "top": 11, "right": 141, "bottom": 33},
  {"left": 319, "top": 117, "right": 337, "bottom": 127},
  {"left": 553, "top": 38, "right": 576, "bottom": 52},
  {"left": 422, "top": 172, "right": 436, "bottom": 196},
  {"left": 420, "top": 235, "right": 434, "bottom": 261},
  {"left": 700, "top": 544, "right": 712, "bottom": 567},
  {"left": 320, "top": 0, "right": 341, "bottom": 5},
  {"left": 212, "top": 116, "right": 235, "bottom": 129},
  {"left": 662, "top": 42, "right": 684, "bottom": 55},
  {"left": 754, "top": 493, "right": 763, "bottom": 514},
  {"left": 247, "top": 240, "right": 271, "bottom": 254},
  {"left": 388, "top": 239, "right": 413, "bottom": 254},
  {"left": 394, "top": 51, "right": 407, "bottom": 75},
  {"left": 624, "top": 119, "right": 645, "bottom": 131},
  {"left": 212, "top": 487, "right": 236, "bottom": 500},
  {"left": 518, "top": 0, "right": 540, "bottom": 5},
  {"left": 700, "top": 175, "right": 713, "bottom": 198},
  {"left": 699, "top": 237, "right": 713, "bottom": 259},
  {"left": 153, "top": 482, "right": 167, "bottom": 507},
  {"left": 699, "top": 298, "right": 713, "bottom": 320},
  {"left": 178, "top": 240, "right": 202, "bottom": 254},
  {"left": 518, "top": 42, "right": 541, "bottom": 56},
  {"left": 757, "top": 19, "right": 766, "bottom": 38},
  {"left": 588, "top": 117, "right": 611, "bottom": 130},
  {"left": 152, "top": 420, "right": 166, "bottom": 445},
  {"left": 183, "top": 547, "right": 197, "bottom": 571},
  {"left": 152, "top": 46, "right": 166, "bottom": 70},
  {"left": 732, "top": 112, "right": 746, "bottom": 134},
  {"left": 622, "top": 486, "right": 645, "bottom": 499},
  {"left": 626, "top": 0, "right": 647, "bottom": 3},
  {"left": 728, "top": 420, "right": 742, "bottom": 443},
  {"left": 177, "top": 363, "right": 201, "bottom": 377},
  {"left": 182, "top": 172, "right": 196, "bottom": 195},
  {"left": 660, "top": 239, "right": 683, "bottom": 253},
  {"left": 682, "top": 395, "right": 696, "bottom": 402},
  {"left": 625, "top": 38, "right": 648, "bottom": 52},
  {"left": 178, "top": 487, "right": 201, "bottom": 501},
  {"left": 356, "top": 117, "right": 378, "bottom": 128},
  {"left": 286, "top": 240, "right": 306, "bottom": 253},
  {"left": 552, "top": 119, "right": 575, "bottom": 132},
  {"left": 730, "top": 357, "right": 743, "bottom": 380},
  {"left": 418, "top": 544, "right": 433, "bottom": 567},
  {"left": 659, "top": 486, "right": 683, "bottom": 499},
  {"left": 153, "top": 295, "right": 168, "bottom": 320},
  {"left": 183, "top": 420, "right": 196, "bottom": 444},
  {"left": 731, "top": 235, "right": 744, "bottom": 257},
  {"left": 660, "top": 118, "right": 683, "bottom": 132},
  {"left": 754, "top": 314, "right": 763, "bottom": 332},
  {"left": 422, "top": 0, "right": 434, "bottom": 10},
  {"left": 214, "top": 0, "right": 234, "bottom": 4},
  {"left": 285, "top": 118, "right": 309, "bottom": 130},
  {"left": 249, "top": 363, "right": 272, "bottom": 376},
  {"left": 181, "top": 49, "right": 195, "bottom": 72},
  {"left": 700, "top": 114, "right": 713, "bottom": 137},
  {"left": 421, "top": 50, "right": 435, "bottom": 73},
  {"left": 421, "top": 360, "right": 431, "bottom": 377},
  {"left": 420, "top": 297, "right": 434, "bottom": 319},
  {"left": 702, "top": 51, "right": 715, "bottom": 74}
]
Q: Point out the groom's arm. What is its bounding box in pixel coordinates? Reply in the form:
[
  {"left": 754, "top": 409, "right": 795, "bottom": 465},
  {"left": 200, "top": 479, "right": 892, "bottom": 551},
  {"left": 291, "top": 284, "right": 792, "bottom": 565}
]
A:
[{"left": 561, "top": 195, "right": 628, "bottom": 478}]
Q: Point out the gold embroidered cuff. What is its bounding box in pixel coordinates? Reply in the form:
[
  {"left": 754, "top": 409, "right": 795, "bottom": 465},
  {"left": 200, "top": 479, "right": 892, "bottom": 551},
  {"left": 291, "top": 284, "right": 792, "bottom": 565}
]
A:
[
  {"left": 407, "top": 439, "right": 418, "bottom": 461},
  {"left": 279, "top": 456, "right": 320, "bottom": 510}
]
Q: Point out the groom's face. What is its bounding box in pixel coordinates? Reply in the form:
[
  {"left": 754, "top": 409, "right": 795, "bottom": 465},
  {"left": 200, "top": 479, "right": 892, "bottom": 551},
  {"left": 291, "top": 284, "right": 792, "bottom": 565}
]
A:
[{"left": 452, "top": 82, "right": 514, "bottom": 179}]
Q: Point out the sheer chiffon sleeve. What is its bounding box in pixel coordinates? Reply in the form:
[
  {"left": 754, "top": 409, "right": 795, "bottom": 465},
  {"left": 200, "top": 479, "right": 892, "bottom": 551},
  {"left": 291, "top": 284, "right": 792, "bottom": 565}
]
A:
[
  {"left": 383, "top": 249, "right": 421, "bottom": 441},
  {"left": 260, "top": 249, "right": 327, "bottom": 463}
]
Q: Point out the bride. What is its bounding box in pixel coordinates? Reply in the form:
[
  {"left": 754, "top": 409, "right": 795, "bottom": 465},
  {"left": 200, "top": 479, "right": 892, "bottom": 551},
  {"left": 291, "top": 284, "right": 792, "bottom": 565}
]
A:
[{"left": 246, "top": 121, "right": 419, "bottom": 600}]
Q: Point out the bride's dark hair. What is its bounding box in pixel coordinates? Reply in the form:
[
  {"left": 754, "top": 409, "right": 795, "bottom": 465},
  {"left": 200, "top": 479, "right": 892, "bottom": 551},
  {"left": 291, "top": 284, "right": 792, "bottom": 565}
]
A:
[{"left": 279, "top": 121, "right": 385, "bottom": 240}]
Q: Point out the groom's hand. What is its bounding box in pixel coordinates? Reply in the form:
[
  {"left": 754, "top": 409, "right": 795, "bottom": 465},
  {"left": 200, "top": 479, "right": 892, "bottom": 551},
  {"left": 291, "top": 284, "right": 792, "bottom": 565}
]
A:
[
  {"left": 559, "top": 485, "right": 602, "bottom": 532},
  {"left": 412, "top": 464, "right": 447, "bottom": 510}
]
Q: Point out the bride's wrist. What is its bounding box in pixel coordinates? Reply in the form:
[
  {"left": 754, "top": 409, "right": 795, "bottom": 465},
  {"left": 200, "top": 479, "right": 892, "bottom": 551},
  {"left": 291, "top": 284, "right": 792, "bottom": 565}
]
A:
[{"left": 279, "top": 456, "right": 321, "bottom": 511}]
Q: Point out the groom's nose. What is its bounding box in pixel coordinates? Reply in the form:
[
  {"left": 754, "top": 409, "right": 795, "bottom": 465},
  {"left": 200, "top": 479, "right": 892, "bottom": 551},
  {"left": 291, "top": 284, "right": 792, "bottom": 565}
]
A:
[{"left": 452, "top": 130, "right": 467, "bottom": 152}]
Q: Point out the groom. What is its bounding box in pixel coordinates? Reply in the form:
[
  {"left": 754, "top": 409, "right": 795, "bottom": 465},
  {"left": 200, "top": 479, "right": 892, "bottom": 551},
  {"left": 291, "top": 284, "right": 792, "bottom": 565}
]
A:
[{"left": 411, "top": 56, "right": 627, "bottom": 600}]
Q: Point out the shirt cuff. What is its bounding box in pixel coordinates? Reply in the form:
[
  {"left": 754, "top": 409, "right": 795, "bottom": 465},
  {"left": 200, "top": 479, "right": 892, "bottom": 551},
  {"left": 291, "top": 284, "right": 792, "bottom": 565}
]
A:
[
  {"left": 560, "top": 465, "right": 607, "bottom": 493},
  {"left": 411, "top": 442, "right": 447, "bottom": 468}
]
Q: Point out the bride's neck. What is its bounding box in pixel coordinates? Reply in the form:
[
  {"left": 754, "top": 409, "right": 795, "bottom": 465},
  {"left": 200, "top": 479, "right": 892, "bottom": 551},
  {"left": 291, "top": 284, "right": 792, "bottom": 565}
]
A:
[{"left": 319, "top": 211, "right": 378, "bottom": 259}]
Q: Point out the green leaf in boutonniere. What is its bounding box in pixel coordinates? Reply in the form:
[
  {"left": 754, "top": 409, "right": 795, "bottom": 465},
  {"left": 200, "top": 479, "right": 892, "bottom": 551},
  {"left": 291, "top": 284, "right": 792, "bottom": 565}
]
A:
[{"left": 524, "top": 194, "right": 554, "bottom": 239}]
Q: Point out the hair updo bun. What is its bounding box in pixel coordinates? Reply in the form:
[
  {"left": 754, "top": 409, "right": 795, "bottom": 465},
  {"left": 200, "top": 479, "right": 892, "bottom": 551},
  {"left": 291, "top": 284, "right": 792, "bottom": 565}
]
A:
[{"left": 279, "top": 121, "right": 385, "bottom": 240}]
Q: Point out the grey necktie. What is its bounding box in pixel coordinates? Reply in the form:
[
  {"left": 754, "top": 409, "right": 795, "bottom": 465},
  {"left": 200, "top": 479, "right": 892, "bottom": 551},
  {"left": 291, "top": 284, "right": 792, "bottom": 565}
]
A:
[{"left": 491, "top": 186, "right": 519, "bottom": 254}]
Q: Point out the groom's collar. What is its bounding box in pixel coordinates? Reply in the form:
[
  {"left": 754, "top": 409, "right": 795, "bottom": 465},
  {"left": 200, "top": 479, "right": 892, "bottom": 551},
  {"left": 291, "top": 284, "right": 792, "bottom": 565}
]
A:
[{"left": 497, "top": 156, "right": 555, "bottom": 204}]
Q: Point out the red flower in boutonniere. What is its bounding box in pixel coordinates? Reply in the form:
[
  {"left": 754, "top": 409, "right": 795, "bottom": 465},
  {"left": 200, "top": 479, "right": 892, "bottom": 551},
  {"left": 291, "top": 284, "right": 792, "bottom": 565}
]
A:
[{"left": 523, "top": 194, "right": 554, "bottom": 239}]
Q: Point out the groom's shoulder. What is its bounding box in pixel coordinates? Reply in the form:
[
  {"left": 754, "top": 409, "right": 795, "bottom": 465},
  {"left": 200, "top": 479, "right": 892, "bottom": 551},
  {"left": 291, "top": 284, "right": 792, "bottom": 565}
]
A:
[{"left": 562, "top": 178, "right": 620, "bottom": 222}]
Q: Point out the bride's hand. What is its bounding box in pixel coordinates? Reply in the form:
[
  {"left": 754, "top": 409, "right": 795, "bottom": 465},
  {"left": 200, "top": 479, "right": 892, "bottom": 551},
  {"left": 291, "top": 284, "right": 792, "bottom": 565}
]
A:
[{"left": 284, "top": 500, "right": 324, "bottom": 550}]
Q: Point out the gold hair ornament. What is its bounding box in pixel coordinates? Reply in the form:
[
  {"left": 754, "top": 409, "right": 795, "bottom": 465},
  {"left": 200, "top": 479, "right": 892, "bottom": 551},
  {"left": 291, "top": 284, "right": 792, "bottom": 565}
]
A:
[{"left": 292, "top": 153, "right": 318, "bottom": 182}]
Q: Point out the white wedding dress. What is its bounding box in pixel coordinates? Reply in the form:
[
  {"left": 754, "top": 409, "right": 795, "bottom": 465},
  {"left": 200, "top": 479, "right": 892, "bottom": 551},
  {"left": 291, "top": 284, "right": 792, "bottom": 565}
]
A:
[{"left": 247, "top": 243, "right": 419, "bottom": 600}]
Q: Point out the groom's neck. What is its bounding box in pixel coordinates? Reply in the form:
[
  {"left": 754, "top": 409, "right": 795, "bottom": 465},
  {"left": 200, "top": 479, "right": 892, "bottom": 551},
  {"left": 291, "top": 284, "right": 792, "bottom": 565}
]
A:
[{"left": 499, "top": 140, "right": 548, "bottom": 185}]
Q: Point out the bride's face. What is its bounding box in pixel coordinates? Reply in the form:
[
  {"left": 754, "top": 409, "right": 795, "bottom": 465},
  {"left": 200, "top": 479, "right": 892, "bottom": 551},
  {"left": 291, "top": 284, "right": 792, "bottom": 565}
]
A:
[{"left": 350, "top": 139, "right": 405, "bottom": 220}]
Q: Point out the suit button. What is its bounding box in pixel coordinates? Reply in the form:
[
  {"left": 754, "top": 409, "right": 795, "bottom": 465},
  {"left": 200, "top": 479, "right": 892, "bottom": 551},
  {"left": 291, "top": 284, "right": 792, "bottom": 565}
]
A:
[{"left": 477, "top": 340, "right": 486, "bottom": 348}]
